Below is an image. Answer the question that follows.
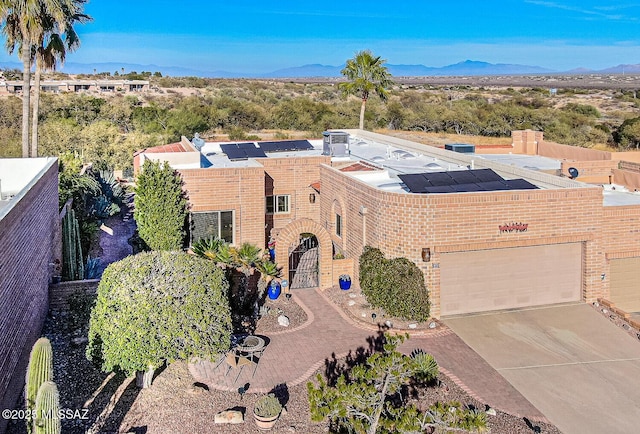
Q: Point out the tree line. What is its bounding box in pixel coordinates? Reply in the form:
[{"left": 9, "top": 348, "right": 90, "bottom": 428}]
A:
[{"left": 0, "top": 77, "right": 639, "bottom": 170}]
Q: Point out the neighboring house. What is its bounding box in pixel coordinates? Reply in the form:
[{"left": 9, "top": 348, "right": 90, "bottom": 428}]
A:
[
  {"left": 0, "top": 158, "right": 59, "bottom": 434},
  {"left": 0, "top": 79, "right": 150, "bottom": 95},
  {"left": 135, "top": 129, "right": 640, "bottom": 318}
]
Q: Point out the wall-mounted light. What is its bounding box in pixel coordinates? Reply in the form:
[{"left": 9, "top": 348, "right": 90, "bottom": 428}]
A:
[
  {"left": 309, "top": 193, "right": 316, "bottom": 203},
  {"left": 601, "top": 273, "right": 606, "bottom": 281},
  {"left": 422, "top": 248, "right": 431, "bottom": 262}
]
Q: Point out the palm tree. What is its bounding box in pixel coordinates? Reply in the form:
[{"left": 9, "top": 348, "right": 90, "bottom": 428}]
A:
[
  {"left": 0, "top": 0, "right": 78, "bottom": 157},
  {"left": 339, "top": 50, "right": 394, "bottom": 130},
  {"left": 31, "top": 2, "right": 91, "bottom": 157}
]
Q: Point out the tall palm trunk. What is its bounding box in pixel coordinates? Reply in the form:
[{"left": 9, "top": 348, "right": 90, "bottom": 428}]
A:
[
  {"left": 359, "top": 98, "right": 367, "bottom": 130},
  {"left": 31, "top": 56, "right": 42, "bottom": 158},
  {"left": 21, "top": 46, "right": 31, "bottom": 157}
]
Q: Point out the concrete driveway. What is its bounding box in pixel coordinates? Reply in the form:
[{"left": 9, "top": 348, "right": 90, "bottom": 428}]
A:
[{"left": 445, "top": 303, "right": 640, "bottom": 434}]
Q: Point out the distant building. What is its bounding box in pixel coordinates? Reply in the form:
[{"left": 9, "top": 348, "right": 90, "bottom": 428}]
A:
[
  {"left": 0, "top": 157, "right": 59, "bottom": 433},
  {"left": 0, "top": 79, "right": 150, "bottom": 95}
]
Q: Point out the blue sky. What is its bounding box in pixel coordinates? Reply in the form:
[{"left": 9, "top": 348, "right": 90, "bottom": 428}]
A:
[{"left": 2, "top": 0, "right": 639, "bottom": 73}]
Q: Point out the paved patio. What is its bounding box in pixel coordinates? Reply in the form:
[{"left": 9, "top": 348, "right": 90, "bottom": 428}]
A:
[{"left": 189, "top": 288, "right": 548, "bottom": 421}]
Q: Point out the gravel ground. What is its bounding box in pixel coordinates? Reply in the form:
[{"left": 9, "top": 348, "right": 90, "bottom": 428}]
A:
[
  {"left": 254, "top": 294, "right": 308, "bottom": 334},
  {"left": 6, "top": 293, "right": 561, "bottom": 433}
]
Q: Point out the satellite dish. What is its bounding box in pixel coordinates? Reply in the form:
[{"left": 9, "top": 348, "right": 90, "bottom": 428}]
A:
[{"left": 568, "top": 167, "right": 579, "bottom": 179}]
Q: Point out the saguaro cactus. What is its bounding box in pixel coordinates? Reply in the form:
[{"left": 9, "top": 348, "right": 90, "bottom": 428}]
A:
[
  {"left": 25, "top": 338, "right": 53, "bottom": 434},
  {"left": 34, "top": 381, "right": 61, "bottom": 434},
  {"left": 62, "top": 207, "right": 84, "bottom": 281}
]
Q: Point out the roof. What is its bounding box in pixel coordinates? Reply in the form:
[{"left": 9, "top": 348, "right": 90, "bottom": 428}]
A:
[
  {"left": 134, "top": 142, "right": 190, "bottom": 156},
  {"left": 339, "top": 161, "right": 382, "bottom": 172}
]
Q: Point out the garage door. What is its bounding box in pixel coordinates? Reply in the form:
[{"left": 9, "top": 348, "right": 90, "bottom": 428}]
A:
[
  {"left": 610, "top": 258, "right": 640, "bottom": 313},
  {"left": 440, "top": 243, "right": 582, "bottom": 316}
]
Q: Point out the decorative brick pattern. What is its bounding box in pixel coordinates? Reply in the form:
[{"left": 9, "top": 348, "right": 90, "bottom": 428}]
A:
[{"left": 0, "top": 162, "right": 58, "bottom": 433}]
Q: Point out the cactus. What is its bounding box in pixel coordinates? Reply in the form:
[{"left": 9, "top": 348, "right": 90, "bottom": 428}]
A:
[
  {"left": 62, "top": 207, "right": 84, "bottom": 281},
  {"left": 33, "top": 381, "right": 61, "bottom": 434},
  {"left": 25, "top": 338, "right": 53, "bottom": 434}
]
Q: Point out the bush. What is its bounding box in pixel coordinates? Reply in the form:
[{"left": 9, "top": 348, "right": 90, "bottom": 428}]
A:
[
  {"left": 134, "top": 160, "right": 188, "bottom": 250},
  {"left": 87, "top": 251, "right": 232, "bottom": 375},
  {"left": 359, "top": 246, "right": 430, "bottom": 321}
]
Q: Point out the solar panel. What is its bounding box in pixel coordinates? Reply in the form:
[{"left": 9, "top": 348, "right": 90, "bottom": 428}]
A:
[
  {"left": 220, "top": 143, "right": 267, "bottom": 160},
  {"left": 398, "top": 174, "right": 430, "bottom": 193},
  {"left": 448, "top": 171, "right": 480, "bottom": 185},
  {"left": 479, "top": 180, "right": 510, "bottom": 190},
  {"left": 473, "top": 168, "right": 503, "bottom": 182},
  {"left": 504, "top": 179, "right": 539, "bottom": 190},
  {"left": 451, "top": 183, "right": 483, "bottom": 192},
  {"left": 424, "top": 172, "right": 455, "bottom": 186},
  {"left": 238, "top": 142, "right": 267, "bottom": 158},
  {"left": 220, "top": 144, "right": 247, "bottom": 160},
  {"left": 400, "top": 169, "right": 537, "bottom": 194},
  {"left": 259, "top": 140, "right": 313, "bottom": 153},
  {"left": 424, "top": 185, "right": 456, "bottom": 193}
]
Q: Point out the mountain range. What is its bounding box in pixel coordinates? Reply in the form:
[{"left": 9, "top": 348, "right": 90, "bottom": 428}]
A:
[{"left": 1, "top": 59, "right": 639, "bottom": 78}]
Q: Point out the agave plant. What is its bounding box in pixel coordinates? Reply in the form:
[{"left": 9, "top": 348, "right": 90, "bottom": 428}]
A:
[
  {"left": 231, "top": 243, "right": 263, "bottom": 277},
  {"left": 192, "top": 237, "right": 226, "bottom": 261},
  {"left": 255, "top": 259, "right": 282, "bottom": 297},
  {"left": 410, "top": 349, "right": 439, "bottom": 382}
]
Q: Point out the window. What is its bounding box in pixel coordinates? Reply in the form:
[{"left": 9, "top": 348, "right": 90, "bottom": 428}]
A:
[
  {"left": 336, "top": 213, "right": 342, "bottom": 237},
  {"left": 266, "top": 195, "right": 290, "bottom": 214},
  {"left": 190, "top": 211, "right": 234, "bottom": 244}
]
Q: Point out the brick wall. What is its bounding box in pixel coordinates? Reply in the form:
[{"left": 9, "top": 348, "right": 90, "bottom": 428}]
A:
[
  {"left": 537, "top": 139, "right": 611, "bottom": 161},
  {"left": 613, "top": 169, "right": 640, "bottom": 190},
  {"left": 560, "top": 160, "right": 617, "bottom": 183},
  {"left": 48, "top": 280, "right": 100, "bottom": 311},
  {"left": 180, "top": 166, "right": 265, "bottom": 248},
  {"left": 180, "top": 156, "right": 329, "bottom": 249},
  {"left": 261, "top": 156, "right": 329, "bottom": 243},
  {"left": 0, "top": 161, "right": 58, "bottom": 433},
  {"left": 319, "top": 164, "right": 606, "bottom": 318}
]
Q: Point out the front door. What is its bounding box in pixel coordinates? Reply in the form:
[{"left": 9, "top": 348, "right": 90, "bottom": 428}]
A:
[{"left": 288, "top": 234, "right": 319, "bottom": 289}]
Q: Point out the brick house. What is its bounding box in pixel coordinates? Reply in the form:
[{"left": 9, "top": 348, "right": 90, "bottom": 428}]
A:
[
  {"left": 0, "top": 158, "right": 59, "bottom": 434},
  {"left": 135, "top": 130, "right": 640, "bottom": 319}
]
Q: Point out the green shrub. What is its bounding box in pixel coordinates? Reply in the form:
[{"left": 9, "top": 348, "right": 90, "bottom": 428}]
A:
[
  {"left": 87, "top": 251, "right": 232, "bottom": 375},
  {"left": 359, "top": 246, "right": 430, "bottom": 321},
  {"left": 134, "top": 160, "right": 188, "bottom": 250},
  {"left": 254, "top": 393, "right": 282, "bottom": 418}
]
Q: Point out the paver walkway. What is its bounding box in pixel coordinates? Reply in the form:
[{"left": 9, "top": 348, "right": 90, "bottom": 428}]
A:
[
  {"left": 96, "top": 197, "right": 136, "bottom": 276},
  {"left": 189, "top": 288, "right": 548, "bottom": 421}
]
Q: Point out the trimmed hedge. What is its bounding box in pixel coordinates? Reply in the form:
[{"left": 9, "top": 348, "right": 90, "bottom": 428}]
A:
[
  {"left": 359, "top": 246, "right": 430, "bottom": 321},
  {"left": 87, "top": 251, "right": 232, "bottom": 375},
  {"left": 134, "top": 160, "right": 188, "bottom": 251}
]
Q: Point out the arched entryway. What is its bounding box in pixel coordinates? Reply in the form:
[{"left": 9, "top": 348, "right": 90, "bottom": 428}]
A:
[{"left": 275, "top": 218, "right": 333, "bottom": 289}]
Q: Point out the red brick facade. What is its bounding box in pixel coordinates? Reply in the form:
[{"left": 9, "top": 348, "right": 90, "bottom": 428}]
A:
[
  {"left": 176, "top": 131, "right": 640, "bottom": 319},
  {"left": 0, "top": 161, "right": 58, "bottom": 433}
]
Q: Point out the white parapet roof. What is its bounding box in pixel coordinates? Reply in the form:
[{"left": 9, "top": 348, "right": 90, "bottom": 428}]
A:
[{"left": 0, "top": 157, "right": 57, "bottom": 216}]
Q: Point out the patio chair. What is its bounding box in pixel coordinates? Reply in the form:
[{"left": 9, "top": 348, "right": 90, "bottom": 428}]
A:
[{"left": 224, "top": 351, "right": 254, "bottom": 383}]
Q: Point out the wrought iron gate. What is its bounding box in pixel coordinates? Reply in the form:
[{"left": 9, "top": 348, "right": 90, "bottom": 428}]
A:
[{"left": 288, "top": 235, "right": 319, "bottom": 289}]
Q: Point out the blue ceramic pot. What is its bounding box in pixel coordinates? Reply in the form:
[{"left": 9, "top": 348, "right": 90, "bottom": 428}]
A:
[
  {"left": 339, "top": 278, "right": 352, "bottom": 290},
  {"left": 268, "top": 281, "right": 281, "bottom": 299}
]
